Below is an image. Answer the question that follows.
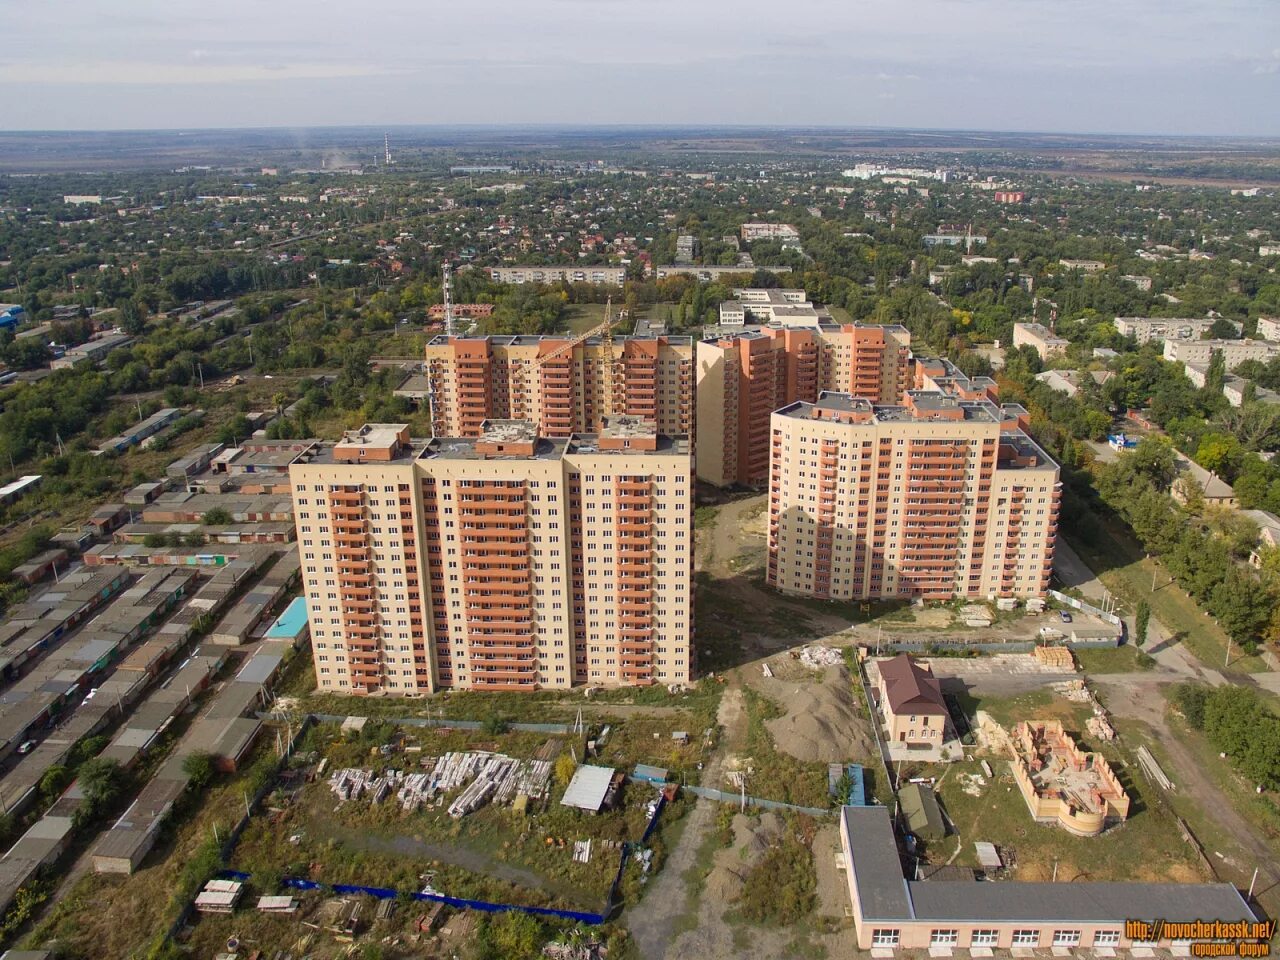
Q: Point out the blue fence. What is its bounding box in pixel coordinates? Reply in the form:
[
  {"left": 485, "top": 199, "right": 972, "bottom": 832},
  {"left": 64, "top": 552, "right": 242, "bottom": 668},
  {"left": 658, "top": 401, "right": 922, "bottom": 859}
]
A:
[{"left": 221, "top": 871, "right": 606, "bottom": 924}]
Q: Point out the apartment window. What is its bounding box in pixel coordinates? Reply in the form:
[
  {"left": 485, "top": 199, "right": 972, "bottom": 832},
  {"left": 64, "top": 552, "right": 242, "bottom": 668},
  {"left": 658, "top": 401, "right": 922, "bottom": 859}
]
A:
[
  {"left": 1093, "top": 931, "right": 1121, "bottom": 947},
  {"left": 871, "top": 930, "right": 899, "bottom": 948},
  {"left": 970, "top": 930, "right": 998, "bottom": 947},
  {"left": 930, "top": 930, "right": 958, "bottom": 946},
  {"left": 1011, "top": 930, "right": 1039, "bottom": 947},
  {"left": 1052, "top": 931, "right": 1081, "bottom": 948}
]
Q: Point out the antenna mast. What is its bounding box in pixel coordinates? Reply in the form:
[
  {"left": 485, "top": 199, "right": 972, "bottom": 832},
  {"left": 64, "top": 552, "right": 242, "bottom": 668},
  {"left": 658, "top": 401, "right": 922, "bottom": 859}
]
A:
[{"left": 383, "top": 132, "right": 393, "bottom": 166}]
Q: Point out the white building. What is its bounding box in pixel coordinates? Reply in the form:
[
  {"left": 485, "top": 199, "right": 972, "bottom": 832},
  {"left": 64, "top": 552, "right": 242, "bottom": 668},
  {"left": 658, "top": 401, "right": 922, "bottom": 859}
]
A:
[{"left": 1114, "top": 317, "right": 1238, "bottom": 344}]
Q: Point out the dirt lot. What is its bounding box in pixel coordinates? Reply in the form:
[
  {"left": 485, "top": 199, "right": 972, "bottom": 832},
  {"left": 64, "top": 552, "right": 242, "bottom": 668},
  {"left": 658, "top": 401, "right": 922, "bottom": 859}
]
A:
[
  {"left": 744, "top": 658, "right": 876, "bottom": 764},
  {"left": 663, "top": 811, "right": 856, "bottom": 960}
]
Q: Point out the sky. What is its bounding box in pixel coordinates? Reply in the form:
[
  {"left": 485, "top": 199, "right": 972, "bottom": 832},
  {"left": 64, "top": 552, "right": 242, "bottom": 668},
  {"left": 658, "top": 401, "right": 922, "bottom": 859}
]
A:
[{"left": 2, "top": 0, "right": 1279, "bottom": 136}]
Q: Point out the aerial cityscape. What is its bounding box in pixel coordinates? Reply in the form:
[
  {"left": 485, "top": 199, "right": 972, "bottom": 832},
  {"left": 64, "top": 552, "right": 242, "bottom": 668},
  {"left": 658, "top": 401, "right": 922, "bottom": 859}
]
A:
[{"left": 1, "top": 4, "right": 1280, "bottom": 959}]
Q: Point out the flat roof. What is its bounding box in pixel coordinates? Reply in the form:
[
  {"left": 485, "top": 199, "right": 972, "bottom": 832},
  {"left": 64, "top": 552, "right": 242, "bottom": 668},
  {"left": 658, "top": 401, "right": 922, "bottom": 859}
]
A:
[
  {"left": 264, "top": 597, "right": 308, "bottom": 639},
  {"left": 842, "top": 806, "right": 912, "bottom": 920},
  {"left": 907, "top": 879, "right": 1253, "bottom": 925},
  {"left": 842, "top": 805, "right": 1255, "bottom": 925},
  {"left": 560, "top": 764, "right": 615, "bottom": 812}
]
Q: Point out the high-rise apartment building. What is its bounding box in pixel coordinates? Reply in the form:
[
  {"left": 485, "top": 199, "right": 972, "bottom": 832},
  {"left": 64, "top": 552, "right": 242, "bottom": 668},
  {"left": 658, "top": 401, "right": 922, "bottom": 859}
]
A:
[
  {"left": 695, "top": 323, "right": 912, "bottom": 486},
  {"left": 424, "top": 334, "right": 694, "bottom": 440},
  {"left": 766, "top": 392, "right": 1059, "bottom": 601},
  {"left": 290, "top": 419, "right": 693, "bottom": 696}
]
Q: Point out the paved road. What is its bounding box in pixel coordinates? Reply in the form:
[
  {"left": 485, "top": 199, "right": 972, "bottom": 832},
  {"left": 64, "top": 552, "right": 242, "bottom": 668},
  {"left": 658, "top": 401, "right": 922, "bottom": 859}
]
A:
[{"left": 628, "top": 688, "right": 742, "bottom": 960}]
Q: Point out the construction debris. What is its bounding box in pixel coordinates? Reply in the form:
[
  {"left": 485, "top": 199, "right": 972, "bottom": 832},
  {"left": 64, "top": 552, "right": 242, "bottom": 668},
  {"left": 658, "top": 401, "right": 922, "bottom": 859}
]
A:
[
  {"left": 1086, "top": 714, "right": 1116, "bottom": 742},
  {"left": 798, "top": 644, "right": 843, "bottom": 669},
  {"left": 1056, "top": 678, "right": 1092, "bottom": 702},
  {"left": 327, "top": 752, "right": 553, "bottom": 818},
  {"left": 195, "top": 879, "right": 244, "bottom": 914},
  {"left": 257, "top": 895, "right": 300, "bottom": 913}
]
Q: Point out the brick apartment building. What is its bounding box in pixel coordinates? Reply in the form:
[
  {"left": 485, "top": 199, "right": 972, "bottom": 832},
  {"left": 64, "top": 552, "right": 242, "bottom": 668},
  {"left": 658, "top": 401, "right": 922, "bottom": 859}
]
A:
[
  {"left": 695, "top": 324, "right": 913, "bottom": 486},
  {"left": 289, "top": 419, "right": 693, "bottom": 696},
  {"left": 766, "top": 392, "right": 1059, "bottom": 601},
  {"left": 424, "top": 334, "right": 694, "bottom": 440}
]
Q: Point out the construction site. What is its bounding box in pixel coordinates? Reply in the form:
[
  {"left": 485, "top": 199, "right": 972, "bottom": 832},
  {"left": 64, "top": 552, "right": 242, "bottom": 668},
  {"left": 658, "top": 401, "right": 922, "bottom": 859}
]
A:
[
  {"left": 161, "top": 711, "right": 697, "bottom": 959},
  {"left": 1008, "top": 718, "right": 1131, "bottom": 837}
]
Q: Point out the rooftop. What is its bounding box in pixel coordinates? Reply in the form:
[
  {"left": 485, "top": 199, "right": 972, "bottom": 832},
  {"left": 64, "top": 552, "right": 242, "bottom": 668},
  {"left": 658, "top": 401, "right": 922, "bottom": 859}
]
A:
[
  {"left": 841, "top": 806, "right": 1254, "bottom": 924},
  {"left": 878, "top": 654, "right": 946, "bottom": 716}
]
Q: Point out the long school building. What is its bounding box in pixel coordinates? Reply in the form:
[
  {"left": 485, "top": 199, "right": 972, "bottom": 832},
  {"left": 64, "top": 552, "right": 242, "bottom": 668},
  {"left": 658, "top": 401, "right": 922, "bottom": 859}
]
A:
[{"left": 289, "top": 420, "right": 692, "bottom": 695}]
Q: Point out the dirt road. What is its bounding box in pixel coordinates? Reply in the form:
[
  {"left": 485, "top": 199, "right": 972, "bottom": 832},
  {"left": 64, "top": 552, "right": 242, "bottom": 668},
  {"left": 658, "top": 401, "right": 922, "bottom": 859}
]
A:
[
  {"left": 628, "top": 687, "right": 743, "bottom": 959},
  {"left": 1090, "top": 673, "right": 1280, "bottom": 912}
]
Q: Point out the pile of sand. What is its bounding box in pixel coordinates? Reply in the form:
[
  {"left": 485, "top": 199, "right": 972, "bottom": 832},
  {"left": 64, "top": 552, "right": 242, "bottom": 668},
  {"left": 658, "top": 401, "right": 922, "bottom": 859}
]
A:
[
  {"left": 758, "top": 664, "right": 876, "bottom": 763},
  {"left": 703, "top": 812, "right": 785, "bottom": 904}
]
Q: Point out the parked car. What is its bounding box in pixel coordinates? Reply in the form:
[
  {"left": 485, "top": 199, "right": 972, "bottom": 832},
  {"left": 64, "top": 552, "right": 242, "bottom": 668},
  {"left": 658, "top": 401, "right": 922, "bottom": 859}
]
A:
[
  {"left": 17, "top": 740, "right": 36, "bottom": 755},
  {"left": 1059, "top": 610, "right": 1073, "bottom": 623}
]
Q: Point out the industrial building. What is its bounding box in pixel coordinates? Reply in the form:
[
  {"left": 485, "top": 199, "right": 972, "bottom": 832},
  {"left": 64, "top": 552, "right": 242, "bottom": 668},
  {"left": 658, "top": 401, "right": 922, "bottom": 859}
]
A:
[
  {"left": 766, "top": 392, "right": 1059, "bottom": 601},
  {"left": 50, "top": 333, "right": 133, "bottom": 370},
  {"left": 289, "top": 419, "right": 693, "bottom": 695},
  {"left": 695, "top": 323, "right": 913, "bottom": 487},
  {"left": 97, "top": 408, "right": 182, "bottom": 455},
  {"left": 423, "top": 333, "right": 693, "bottom": 440}
]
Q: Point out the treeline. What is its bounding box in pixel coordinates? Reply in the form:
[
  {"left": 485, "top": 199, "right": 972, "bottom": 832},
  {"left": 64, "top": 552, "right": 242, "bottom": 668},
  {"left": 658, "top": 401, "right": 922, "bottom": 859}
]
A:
[
  {"left": 1094, "top": 438, "right": 1275, "bottom": 651},
  {"left": 1173, "top": 683, "right": 1280, "bottom": 789}
]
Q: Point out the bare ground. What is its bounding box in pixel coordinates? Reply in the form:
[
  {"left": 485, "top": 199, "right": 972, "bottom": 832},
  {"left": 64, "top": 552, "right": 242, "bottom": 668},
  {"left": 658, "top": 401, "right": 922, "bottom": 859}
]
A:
[{"left": 748, "top": 662, "right": 876, "bottom": 764}]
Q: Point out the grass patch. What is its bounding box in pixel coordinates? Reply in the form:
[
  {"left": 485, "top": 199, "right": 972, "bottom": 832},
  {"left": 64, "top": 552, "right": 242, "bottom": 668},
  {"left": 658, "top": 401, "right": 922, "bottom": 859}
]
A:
[
  {"left": 934, "top": 755, "right": 1207, "bottom": 883},
  {"left": 1072, "top": 644, "right": 1156, "bottom": 675},
  {"left": 929, "top": 688, "right": 1209, "bottom": 885},
  {"left": 733, "top": 814, "right": 817, "bottom": 926},
  {"left": 693, "top": 505, "right": 719, "bottom": 530},
  {"left": 1066, "top": 525, "right": 1269, "bottom": 674}
]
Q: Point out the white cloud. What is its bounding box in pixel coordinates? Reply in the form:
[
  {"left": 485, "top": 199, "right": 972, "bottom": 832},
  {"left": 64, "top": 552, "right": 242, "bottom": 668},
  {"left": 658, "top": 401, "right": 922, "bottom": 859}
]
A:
[{"left": 0, "top": 60, "right": 409, "bottom": 85}]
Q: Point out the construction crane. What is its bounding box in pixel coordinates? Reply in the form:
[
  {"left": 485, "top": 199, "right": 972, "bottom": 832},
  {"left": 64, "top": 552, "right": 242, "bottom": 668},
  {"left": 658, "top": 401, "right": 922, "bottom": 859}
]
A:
[
  {"left": 536, "top": 298, "right": 624, "bottom": 423},
  {"left": 442, "top": 262, "right": 456, "bottom": 337}
]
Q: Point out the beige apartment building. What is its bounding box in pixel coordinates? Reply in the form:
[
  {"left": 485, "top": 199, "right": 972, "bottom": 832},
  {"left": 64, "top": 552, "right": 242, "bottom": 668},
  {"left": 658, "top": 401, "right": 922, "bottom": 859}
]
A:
[
  {"left": 696, "top": 323, "right": 912, "bottom": 487},
  {"left": 766, "top": 392, "right": 1059, "bottom": 601},
  {"left": 424, "top": 334, "right": 694, "bottom": 440},
  {"left": 290, "top": 419, "right": 693, "bottom": 696},
  {"left": 488, "top": 265, "right": 626, "bottom": 285},
  {"left": 1162, "top": 337, "right": 1280, "bottom": 367},
  {"left": 1011, "top": 322, "right": 1069, "bottom": 360}
]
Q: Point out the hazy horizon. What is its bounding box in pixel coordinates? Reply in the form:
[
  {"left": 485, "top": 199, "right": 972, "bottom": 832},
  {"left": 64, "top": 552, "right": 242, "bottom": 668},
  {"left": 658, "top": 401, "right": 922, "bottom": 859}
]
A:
[{"left": 4, "top": 0, "right": 1280, "bottom": 137}]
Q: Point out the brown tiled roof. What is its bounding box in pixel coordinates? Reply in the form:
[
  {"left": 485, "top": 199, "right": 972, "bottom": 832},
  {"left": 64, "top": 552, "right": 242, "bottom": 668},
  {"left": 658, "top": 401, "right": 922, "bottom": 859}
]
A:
[{"left": 880, "top": 654, "right": 946, "bottom": 715}]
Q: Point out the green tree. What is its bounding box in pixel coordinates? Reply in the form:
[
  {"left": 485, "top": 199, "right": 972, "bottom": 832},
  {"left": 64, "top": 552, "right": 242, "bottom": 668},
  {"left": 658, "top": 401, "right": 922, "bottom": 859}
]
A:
[
  {"left": 202, "top": 507, "right": 232, "bottom": 525},
  {"left": 1134, "top": 600, "right": 1150, "bottom": 646},
  {"left": 182, "top": 752, "right": 216, "bottom": 789}
]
